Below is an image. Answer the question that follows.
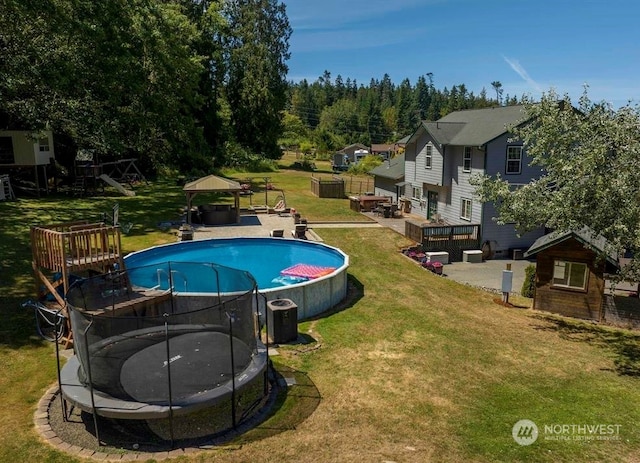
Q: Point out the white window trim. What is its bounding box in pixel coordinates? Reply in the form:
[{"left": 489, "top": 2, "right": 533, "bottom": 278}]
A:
[
  {"left": 506, "top": 146, "right": 522, "bottom": 175},
  {"left": 463, "top": 147, "right": 472, "bottom": 173},
  {"left": 39, "top": 138, "right": 51, "bottom": 152},
  {"left": 425, "top": 144, "right": 432, "bottom": 169},
  {"left": 460, "top": 198, "right": 472, "bottom": 221},
  {"left": 552, "top": 260, "right": 588, "bottom": 290},
  {"left": 412, "top": 186, "right": 422, "bottom": 201}
]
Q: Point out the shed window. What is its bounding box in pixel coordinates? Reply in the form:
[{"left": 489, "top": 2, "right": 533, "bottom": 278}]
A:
[
  {"left": 552, "top": 260, "right": 588, "bottom": 290},
  {"left": 39, "top": 138, "right": 50, "bottom": 152},
  {"left": 463, "top": 147, "right": 472, "bottom": 172}
]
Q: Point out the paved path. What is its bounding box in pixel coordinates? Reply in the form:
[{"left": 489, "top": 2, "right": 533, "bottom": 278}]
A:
[{"left": 189, "top": 212, "right": 533, "bottom": 293}]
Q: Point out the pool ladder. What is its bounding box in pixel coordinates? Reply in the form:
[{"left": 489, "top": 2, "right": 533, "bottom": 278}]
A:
[{"left": 155, "top": 268, "right": 188, "bottom": 292}]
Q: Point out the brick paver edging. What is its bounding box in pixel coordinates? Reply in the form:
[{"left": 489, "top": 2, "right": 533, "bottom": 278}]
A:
[{"left": 34, "top": 384, "right": 203, "bottom": 461}]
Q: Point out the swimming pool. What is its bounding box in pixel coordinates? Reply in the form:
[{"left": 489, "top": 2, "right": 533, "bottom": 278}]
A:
[{"left": 124, "top": 237, "right": 350, "bottom": 320}]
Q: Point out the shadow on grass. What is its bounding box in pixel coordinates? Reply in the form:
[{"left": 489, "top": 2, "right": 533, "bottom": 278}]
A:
[
  {"left": 303, "top": 274, "right": 364, "bottom": 323},
  {"left": 531, "top": 314, "right": 640, "bottom": 377},
  {"left": 46, "top": 362, "right": 321, "bottom": 454}
]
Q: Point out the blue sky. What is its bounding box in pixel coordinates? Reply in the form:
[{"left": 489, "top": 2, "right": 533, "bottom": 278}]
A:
[{"left": 283, "top": 0, "right": 639, "bottom": 108}]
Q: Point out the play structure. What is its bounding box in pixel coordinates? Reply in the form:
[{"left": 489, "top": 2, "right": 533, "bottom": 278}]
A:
[
  {"left": 29, "top": 221, "right": 126, "bottom": 346},
  {"left": 73, "top": 150, "right": 145, "bottom": 196}
]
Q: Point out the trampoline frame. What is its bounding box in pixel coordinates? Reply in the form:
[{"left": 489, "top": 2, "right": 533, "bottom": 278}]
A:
[{"left": 56, "top": 263, "right": 272, "bottom": 447}]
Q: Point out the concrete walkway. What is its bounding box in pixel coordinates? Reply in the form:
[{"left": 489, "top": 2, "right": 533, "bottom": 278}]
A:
[{"left": 189, "top": 211, "right": 533, "bottom": 293}]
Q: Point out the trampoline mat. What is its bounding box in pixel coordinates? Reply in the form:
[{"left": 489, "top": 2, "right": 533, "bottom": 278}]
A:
[{"left": 120, "top": 331, "right": 252, "bottom": 404}]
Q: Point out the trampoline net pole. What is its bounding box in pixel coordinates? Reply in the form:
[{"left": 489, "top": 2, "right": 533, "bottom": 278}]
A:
[
  {"left": 163, "top": 314, "right": 175, "bottom": 445},
  {"left": 227, "top": 306, "right": 237, "bottom": 428},
  {"left": 81, "top": 318, "right": 101, "bottom": 446}
]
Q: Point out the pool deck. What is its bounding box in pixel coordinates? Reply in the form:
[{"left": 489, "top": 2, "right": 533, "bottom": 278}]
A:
[{"left": 189, "top": 211, "right": 531, "bottom": 294}]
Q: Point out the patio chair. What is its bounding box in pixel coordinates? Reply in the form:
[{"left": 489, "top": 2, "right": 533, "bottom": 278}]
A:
[{"left": 273, "top": 196, "right": 290, "bottom": 215}]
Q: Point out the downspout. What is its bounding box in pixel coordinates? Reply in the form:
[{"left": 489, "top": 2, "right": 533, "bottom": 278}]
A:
[{"left": 441, "top": 145, "right": 446, "bottom": 186}]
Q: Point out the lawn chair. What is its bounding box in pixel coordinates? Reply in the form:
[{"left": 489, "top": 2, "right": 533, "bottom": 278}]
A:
[{"left": 273, "top": 195, "right": 290, "bottom": 215}]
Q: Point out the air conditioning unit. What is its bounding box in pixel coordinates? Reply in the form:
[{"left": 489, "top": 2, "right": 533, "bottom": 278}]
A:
[{"left": 267, "top": 299, "right": 298, "bottom": 344}]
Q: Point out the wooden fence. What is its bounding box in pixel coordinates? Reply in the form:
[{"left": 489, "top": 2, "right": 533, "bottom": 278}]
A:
[
  {"left": 311, "top": 176, "right": 345, "bottom": 198},
  {"left": 337, "top": 175, "right": 374, "bottom": 196}
]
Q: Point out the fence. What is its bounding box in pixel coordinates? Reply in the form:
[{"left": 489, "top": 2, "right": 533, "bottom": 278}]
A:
[
  {"left": 337, "top": 175, "right": 374, "bottom": 195},
  {"left": 311, "top": 176, "right": 345, "bottom": 198}
]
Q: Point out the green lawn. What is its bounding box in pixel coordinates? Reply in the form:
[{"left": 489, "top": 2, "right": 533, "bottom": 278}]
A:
[{"left": 0, "top": 162, "right": 638, "bottom": 462}]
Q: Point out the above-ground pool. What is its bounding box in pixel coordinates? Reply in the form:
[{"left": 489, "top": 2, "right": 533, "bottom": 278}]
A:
[{"left": 124, "top": 237, "right": 350, "bottom": 320}]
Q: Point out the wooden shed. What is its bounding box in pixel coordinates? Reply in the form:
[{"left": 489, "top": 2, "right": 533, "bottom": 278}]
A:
[{"left": 524, "top": 228, "right": 619, "bottom": 321}]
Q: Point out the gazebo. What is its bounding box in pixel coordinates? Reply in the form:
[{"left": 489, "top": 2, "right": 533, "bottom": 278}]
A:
[{"left": 183, "top": 175, "right": 242, "bottom": 225}]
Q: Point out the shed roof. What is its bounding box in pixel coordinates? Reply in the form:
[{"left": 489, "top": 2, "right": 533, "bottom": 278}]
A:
[
  {"left": 183, "top": 174, "right": 241, "bottom": 193},
  {"left": 369, "top": 153, "right": 405, "bottom": 180},
  {"left": 524, "top": 227, "right": 620, "bottom": 269}
]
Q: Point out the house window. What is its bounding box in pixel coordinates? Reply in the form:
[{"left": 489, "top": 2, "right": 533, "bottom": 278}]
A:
[
  {"left": 463, "top": 147, "right": 472, "bottom": 172},
  {"left": 425, "top": 145, "right": 432, "bottom": 169},
  {"left": 506, "top": 146, "right": 522, "bottom": 174},
  {"left": 39, "top": 138, "right": 50, "bottom": 152},
  {"left": 460, "top": 198, "right": 472, "bottom": 221},
  {"left": 552, "top": 260, "right": 588, "bottom": 290},
  {"left": 412, "top": 186, "right": 422, "bottom": 200}
]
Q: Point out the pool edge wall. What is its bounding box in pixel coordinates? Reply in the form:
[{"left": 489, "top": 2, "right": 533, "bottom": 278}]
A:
[{"left": 258, "top": 265, "right": 348, "bottom": 320}]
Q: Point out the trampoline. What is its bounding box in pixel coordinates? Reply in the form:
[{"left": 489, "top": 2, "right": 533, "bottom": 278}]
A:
[{"left": 59, "top": 262, "right": 269, "bottom": 441}]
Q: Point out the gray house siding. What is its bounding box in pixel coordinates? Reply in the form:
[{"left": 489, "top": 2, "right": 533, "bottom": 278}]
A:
[
  {"left": 480, "top": 134, "right": 546, "bottom": 253},
  {"left": 442, "top": 145, "right": 484, "bottom": 225},
  {"left": 406, "top": 131, "right": 446, "bottom": 215},
  {"left": 374, "top": 177, "right": 399, "bottom": 201},
  {"left": 484, "top": 133, "right": 542, "bottom": 180},
  {"left": 481, "top": 202, "right": 546, "bottom": 256}
]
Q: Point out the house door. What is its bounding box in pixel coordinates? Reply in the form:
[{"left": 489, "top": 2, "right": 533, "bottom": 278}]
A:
[{"left": 427, "top": 191, "right": 438, "bottom": 220}]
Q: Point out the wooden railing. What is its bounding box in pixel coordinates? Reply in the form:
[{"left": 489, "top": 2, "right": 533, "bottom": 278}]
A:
[
  {"left": 30, "top": 222, "right": 124, "bottom": 307},
  {"left": 405, "top": 221, "right": 482, "bottom": 262}
]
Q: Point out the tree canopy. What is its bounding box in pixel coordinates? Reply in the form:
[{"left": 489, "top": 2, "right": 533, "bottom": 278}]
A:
[
  {"left": 472, "top": 89, "right": 640, "bottom": 280},
  {"left": 0, "top": 0, "right": 291, "bottom": 174}
]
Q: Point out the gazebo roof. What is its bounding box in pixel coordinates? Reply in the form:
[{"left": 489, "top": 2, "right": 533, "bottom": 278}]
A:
[{"left": 183, "top": 174, "right": 242, "bottom": 193}]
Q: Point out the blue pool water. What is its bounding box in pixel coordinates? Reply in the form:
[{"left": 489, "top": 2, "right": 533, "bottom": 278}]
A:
[{"left": 124, "top": 237, "right": 348, "bottom": 292}]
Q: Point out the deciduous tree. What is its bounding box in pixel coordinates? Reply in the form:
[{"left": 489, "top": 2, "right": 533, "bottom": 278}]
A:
[{"left": 472, "top": 89, "right": 640, "bottom": 280}]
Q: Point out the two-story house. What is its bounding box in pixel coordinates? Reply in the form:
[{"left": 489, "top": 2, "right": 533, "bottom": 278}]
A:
[{"left": 402, "top": 105, "right": 545, "bottom": 258}]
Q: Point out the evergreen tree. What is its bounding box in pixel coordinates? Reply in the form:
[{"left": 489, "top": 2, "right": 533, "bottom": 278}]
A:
[{"left": 223, "top": 0, "right": 292, "bottom": 158}]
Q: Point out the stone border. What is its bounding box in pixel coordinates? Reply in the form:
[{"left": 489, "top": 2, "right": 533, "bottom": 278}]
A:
[
  {"left": 35, "top": 384, "right": 204, "bottom": 461},
  {"left": 34, "top": 367, "right": 285, "bottom": 462}
]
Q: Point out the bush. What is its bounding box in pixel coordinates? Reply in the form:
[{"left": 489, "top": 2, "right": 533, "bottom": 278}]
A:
[{"left": 521, "top": 264, "right": 536, "bottom": 297}]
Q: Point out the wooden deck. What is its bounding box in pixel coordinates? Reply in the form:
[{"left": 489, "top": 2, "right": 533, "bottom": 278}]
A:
[{"left": 405, "top": 220, "right": 481, "bottom": 262}]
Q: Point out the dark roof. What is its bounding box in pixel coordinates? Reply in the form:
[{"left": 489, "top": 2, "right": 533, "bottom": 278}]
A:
[
  {"left": 369, "top": 153, "right": 405, "bottom": 180},
  {"left": 408, "top": 105, "right": 529, "bottom": 147},
  {"left": 524, "top": 227, "right": 619, "bottom": 269},
  {"left": 337, "top": 143, "right": 368, "bottom": 154},
  {"left": 371, "top": 144, "right": 395, "bottom": 152}
]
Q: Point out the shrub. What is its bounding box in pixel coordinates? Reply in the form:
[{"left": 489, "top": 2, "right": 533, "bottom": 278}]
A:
[{"left": 521, "top": 264, "right": 536, "bottom": 297}]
